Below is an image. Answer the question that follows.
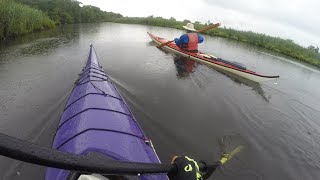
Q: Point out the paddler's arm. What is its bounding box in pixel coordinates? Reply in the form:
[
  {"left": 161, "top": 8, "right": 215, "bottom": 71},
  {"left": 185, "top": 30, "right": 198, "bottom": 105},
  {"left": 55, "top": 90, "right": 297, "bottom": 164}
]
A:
[
  {"left": 198, "top": 35, "right": 204, "bottom": 43},
  {"left": 201, "top": 152, "right": 234, "bottom": 179},
  {"left": 200, "top": 161, "right": 221, "bottom": 179},
  {"left": 169, "top": 156, "right": 203, "bottom": 180},
  {"left": 174, "top": 34, "right": 189, "bottom": 46},
  {"left": 169, "top": 156, "right": 225, "bottom": 180}
]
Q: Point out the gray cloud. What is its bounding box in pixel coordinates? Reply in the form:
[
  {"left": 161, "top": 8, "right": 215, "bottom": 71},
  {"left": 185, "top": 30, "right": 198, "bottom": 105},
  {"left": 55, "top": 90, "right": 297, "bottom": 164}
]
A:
[{"left": 204, "top": 0, "right": 319, "bottom": 41}]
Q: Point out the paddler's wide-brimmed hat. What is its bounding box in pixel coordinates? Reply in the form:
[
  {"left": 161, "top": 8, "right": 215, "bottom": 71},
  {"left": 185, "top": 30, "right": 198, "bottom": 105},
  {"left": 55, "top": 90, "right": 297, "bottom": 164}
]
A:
[{"left": 183, "top": 23, "right": 197, "bottom": 31}]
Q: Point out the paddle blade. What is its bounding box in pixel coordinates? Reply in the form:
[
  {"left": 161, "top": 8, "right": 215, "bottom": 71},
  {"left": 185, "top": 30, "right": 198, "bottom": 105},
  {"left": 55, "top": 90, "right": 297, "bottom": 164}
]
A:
[{"left": 220, "top": 146, "right": 244, "bottom": 165}]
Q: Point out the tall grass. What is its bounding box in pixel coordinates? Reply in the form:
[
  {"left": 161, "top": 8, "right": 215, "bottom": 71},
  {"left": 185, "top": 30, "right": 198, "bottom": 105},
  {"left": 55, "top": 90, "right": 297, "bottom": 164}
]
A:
[
  {"left": 0, "top": 0, "right": 55, "bottom": 39},
  {"left": 204, "top": 27, "right": 320, "bottom": 67}
]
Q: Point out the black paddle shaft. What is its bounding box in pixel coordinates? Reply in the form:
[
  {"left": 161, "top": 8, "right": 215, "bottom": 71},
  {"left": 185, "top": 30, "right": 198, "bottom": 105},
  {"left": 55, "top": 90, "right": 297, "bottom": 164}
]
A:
[{"left": 0, "top": 133, "right": 212, "bottom": 175}]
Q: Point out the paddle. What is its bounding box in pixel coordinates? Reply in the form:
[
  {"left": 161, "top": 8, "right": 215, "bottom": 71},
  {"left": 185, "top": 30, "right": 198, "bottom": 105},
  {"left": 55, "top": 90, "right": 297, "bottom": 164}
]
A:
[
  {"left": 217, "top": 145, "right": 243, "bottom": 165},
  {"left": 0, "top": 132, "right": 242, "bottom": 177},
  {"left": 157, "top": 23, "right": 221, "bottom": 48}
]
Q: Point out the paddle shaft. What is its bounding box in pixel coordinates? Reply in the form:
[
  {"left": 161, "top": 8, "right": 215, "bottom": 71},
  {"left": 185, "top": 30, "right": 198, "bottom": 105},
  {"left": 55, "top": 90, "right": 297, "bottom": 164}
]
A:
[
  {"left": 197, "top": 23, "right": 221, "bottom": 33},
  {"left": 157, "top": 23, "right": 221, "bottom": 48},
  {"left": 0, "top": 132, "right": 225, "bottom": 175}
]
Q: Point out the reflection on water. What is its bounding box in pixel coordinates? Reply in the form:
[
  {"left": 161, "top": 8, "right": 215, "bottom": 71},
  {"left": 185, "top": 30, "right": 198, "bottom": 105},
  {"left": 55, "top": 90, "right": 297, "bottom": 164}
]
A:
[
  {"left": 150, "top": 36, "right": 271, "bottom": 102},
  {"left": 213, "top": 69, "right": 270, "bottom": 102},
  {"left": 171, "top": 55, "right": 270, "bottom": 102},
  {"left": 0, "top": 25, "right": 79, "bottom": 57},
  {"left": 20, "top": 38, "right": 68, "bottom": 55},
  {"left": 173, "top": 56, "right": 197, "bottom": 78}
]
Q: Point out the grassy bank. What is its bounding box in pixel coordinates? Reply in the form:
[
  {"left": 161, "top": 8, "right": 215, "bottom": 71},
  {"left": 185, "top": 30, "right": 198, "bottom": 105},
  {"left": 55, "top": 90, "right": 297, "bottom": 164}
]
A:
[
  {"left": 1, "top": 0, "right": 122, "bottom": 39},
  {"left": 0, "top": 0, "right": 55, "bottom": 39},
  {"left": 15, "top": 0, "right": 123, "bottom": 24},
  {"left": 113, "top": 16, "right": 320, "bottom": 68},
  {"left": 205, "top": 27, "right": 320, "bottom": 67}
]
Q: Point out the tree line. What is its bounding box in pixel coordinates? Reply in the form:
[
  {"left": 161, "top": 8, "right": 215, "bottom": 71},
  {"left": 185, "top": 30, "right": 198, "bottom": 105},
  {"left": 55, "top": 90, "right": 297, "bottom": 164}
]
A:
[
  {"left": 1, "top": 0, "right": 319, "bottom": 67},
  {"left": 0, "top": 0, "right": 55, "bottom": 39},
  {"left": 14, "top": 0, "right": 122, "bottom": 24},
  {"left": 0, "top": 0, "right": 122, "bottom": 39}
]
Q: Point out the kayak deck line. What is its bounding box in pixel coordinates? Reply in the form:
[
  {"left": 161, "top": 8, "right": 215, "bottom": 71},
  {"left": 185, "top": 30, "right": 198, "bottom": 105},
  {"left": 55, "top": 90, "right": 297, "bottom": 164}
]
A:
[
  {"left": 81, "top": 66, "right": 106, "bottom": 75},
  {"left": 79, "top": 66, "right": 108, "bottom": 78},
  {"left": 76, "top": 76, "right": 110, "bottom": 85},
  {"left": 81, "top": 70, "right": 108, "bottom": 78},
  {"left": 55, "top": 128, "right": 147, "bottom": 150},
  {"left": 79, "top": 69, "right": 108, "bottom": 79},
  {"left": 85, "top": 63, "right": 102, "bottom": 69},
  {"left": 62, "top": 77, "right": 120, "bottom": 112},
  {"left": 57, "top": 107, "right": 133, "bottom": 129},
  {"left": 148, "top": 32, "right": 280, "bottom": 83},
  {"left": 64, "top": 92, "right": 123, "bottom": 111},
  {"left": 76, "top": 69, "right": 110, "bottom": 83},
  {"left": 76, "top": 79, "right": 110, "bottom": 86}
]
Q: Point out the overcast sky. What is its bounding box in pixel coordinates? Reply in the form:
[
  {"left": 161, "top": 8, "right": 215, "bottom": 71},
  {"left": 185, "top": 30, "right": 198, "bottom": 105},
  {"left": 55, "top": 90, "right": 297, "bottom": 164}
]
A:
[{"left": 80, "top": 0, "right": 319, "bottom": 47}]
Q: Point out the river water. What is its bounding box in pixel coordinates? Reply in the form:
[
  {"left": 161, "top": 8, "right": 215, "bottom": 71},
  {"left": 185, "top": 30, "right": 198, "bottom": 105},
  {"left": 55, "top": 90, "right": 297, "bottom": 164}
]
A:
[{"left": 0, "top": 23, "right": 320, "bottom": 180}]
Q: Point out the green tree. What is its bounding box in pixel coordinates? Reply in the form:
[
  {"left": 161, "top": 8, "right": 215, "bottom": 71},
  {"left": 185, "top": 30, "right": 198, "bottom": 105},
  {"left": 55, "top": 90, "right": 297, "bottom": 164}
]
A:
[{"left": 0, "top": 0, "right": 55, "bottom": 39}]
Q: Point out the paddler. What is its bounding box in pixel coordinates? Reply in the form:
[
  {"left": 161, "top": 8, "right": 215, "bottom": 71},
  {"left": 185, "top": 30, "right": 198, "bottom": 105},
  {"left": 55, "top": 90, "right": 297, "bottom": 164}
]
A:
[
  {"left": 174, "top": 23, "right": 204, "bottom": 53},
  {"left": 169, "top": 156, "right": 222, "bottom": 180}
]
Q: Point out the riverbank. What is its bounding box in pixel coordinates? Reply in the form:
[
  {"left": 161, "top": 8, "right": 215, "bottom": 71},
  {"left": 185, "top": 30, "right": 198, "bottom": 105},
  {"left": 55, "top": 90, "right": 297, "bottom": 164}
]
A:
[
  {"left": 0, "top": 0, "right": 122, "bottom": 40},
  {"left": 0, "top": 0, "right": 55, "bottom": 39}
]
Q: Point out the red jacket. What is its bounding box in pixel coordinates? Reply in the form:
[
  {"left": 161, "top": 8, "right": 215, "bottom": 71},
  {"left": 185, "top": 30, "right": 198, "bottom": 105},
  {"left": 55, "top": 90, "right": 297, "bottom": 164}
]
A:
[
  {"left": 179, "top": 33, "right": 199, "bottom": 52},
  {"left": 186, "top": 33, "right": 198, "bottom": 52}
]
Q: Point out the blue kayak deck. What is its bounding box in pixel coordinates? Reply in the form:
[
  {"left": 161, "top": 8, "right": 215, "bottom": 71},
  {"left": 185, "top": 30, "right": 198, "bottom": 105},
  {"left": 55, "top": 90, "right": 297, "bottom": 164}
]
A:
[{"left": 46, "top": 46, "right": 166, "bottom": 180}]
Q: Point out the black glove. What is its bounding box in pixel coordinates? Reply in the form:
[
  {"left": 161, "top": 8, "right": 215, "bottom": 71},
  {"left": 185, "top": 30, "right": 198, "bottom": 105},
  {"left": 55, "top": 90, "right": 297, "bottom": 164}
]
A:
[{"left": 168, "top": 156, "right": 203, "bottom": 180}]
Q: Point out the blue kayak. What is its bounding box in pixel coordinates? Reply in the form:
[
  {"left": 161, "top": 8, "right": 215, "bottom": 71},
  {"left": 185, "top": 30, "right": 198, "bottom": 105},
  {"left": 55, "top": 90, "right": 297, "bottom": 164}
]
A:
[{"left": 46, "top": 45, "right": 167, "bottom": 180}]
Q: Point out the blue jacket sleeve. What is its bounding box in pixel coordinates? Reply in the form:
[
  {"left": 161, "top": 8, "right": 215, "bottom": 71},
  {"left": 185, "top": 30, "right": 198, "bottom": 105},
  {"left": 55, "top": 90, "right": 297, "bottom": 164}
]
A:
[
  {"left": 175, "top": 34, "right": 204, "bottom": 45},
  {"left": 198, "top": 35, "right": 204, "bottom": 43},
  {"left": 174, "top": 34, "right": 189, "bottom": 46}
]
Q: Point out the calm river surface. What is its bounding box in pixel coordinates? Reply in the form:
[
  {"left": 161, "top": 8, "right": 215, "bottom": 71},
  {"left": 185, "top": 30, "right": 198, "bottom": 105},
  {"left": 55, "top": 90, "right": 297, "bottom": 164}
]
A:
[{"left": 1, "top": 23, "right": 320, "bottom": 180}]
